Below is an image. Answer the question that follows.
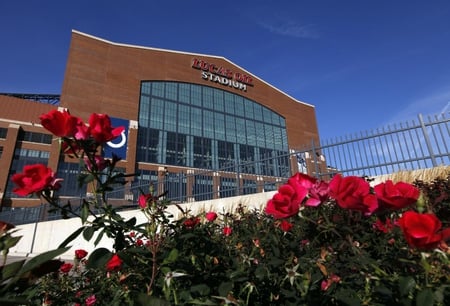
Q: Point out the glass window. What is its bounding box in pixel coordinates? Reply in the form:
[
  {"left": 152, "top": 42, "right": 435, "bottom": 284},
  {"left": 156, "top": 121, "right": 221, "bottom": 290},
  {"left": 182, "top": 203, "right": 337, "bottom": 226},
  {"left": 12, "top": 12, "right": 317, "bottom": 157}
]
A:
[
  {"left": 141, "top": 82, "right": 151, "bottom": 95},
  {"left": 225, "top": 115, "right": 236, "bottom": 143},
  {"left": 202, "top": 87, "right": 213, "bottom": 110},
  {"left": 235, "top": 96, "right": 244, "bottom": 115},
  {"left": 254, "top": 103, "right": 263, "bottom": 121},
  {"left": 152, "top": 82, "right": 165, "bottom": 97},
  {"left": 244, "top": 99, "right": 254, "bottom": 120},
  {"left": 235, "top": 118, "right": 246, "bottom": 144},
  {"left": 224, "top": 92, "right": 235, "bottom": 114},
  {"left": 213, "top": 89, "right": 224, "bottom": 112},
  {"left": 0, "top": 127, "right": 8, "bottom": 138},
  {"left": 220, "top": 176, "right": 237, "bottom": 198},
  {"left": 191, "top": 85, "right": 202, "bottom": 107},
  {"left": 190, "top": 108, "right": 202, "bottom": 137},
  {"left": 56, "top": 161, "right": 87, "bottom": 197},
  {"left": 246, "top": 120, "right": 256, "bottom": 146},
  {"left": 165, "top": 83, "right": 178, "bottom": 101},
  {"left": 178, "top": 104, "right": 190, "bottom": 133},
  {"left": 193, "top": 174, "right": 213, "bottom": 201},
  {"left": 139, "top": 96, "right": 150, "bottom": 127},
  {"left": 164, "top": 101, "right": 177, "bottom": 132},
  {"left": 179, "top": 83, "right": 190, "bottom": 103},
  {"left": 138, "top": 81, "right": 289, "bottom": 176},
  {"left": 203, "top": 110, "right": 214, "bottom": 139},
  {"left": 214, "top": 113, "right": 225, "bottom": 141},
  {"left": 150, "top": 98, "right": 164, "bottom": 129},
  {"left": 18, "top": 131, "right": 52, "bottom": 144}
]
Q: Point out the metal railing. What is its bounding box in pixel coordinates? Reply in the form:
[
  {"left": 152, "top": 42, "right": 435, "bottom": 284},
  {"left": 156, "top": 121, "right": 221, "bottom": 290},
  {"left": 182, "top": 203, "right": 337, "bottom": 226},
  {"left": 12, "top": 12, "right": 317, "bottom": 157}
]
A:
[
  {"left": 1, "top": 112, "right": 448, "bottom": 225},
  {"left": 300, "top": 112, "right": 449, "bottom": 178}
]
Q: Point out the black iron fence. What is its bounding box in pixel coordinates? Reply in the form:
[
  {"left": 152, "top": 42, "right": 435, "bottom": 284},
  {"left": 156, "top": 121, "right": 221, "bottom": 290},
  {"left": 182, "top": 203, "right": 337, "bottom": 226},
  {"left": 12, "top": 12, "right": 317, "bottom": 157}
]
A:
[{"left": 1, "top": 112, "right": 448, "bottom": 225}]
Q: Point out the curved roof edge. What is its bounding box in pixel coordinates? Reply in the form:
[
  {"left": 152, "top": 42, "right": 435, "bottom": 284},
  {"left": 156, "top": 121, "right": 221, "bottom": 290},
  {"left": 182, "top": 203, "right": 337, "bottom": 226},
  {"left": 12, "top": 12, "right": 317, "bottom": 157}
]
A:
[{"left": 71, "top": 30, "right": 314, "bottom": 108}]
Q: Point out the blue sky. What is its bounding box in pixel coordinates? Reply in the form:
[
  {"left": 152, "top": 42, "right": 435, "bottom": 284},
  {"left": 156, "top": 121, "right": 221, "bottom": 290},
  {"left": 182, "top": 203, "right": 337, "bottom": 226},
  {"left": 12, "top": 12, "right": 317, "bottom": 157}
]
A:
[{"left": 1, "top": 1, "right": 450, "bottom": 141}]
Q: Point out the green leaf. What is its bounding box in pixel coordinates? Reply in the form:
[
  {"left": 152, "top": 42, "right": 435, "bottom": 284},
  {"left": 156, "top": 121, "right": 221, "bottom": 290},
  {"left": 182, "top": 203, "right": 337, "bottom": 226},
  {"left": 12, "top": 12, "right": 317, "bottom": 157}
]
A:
[
  {"left": 78, "top": 173, "right": 94, "bottom": 188},
  {"left": 136, "top": 294, "right": 171, "bottom": 306},
  {"left": 0, "top": 296, "right": 30, "bottom": 305},
  {"left": 187, "top": 299, "right": 217, "bottom": 305},
  {"left": 125, "top": 217, "right": 137, "bottom": 226},
  {"left": 374, "top": 286, "right": 392, "bottom": 298},
  {"left": 335, "top": 289, "right": 361, "bottom": 306},
  {"left": 3, "top": 235, "right": 22, "bottom": 250},
  {"left": 190, "top": 284, "right": 211, "bottom": 296},
  {"left": 0, "top": 259, "right": 25, "bottom": 281},
  {"left": 94, "top": 228, "right": 105, "bottom": 246},
  {"left": 58, "top": 226, "right": 84, "bottom": 248},
  {"left": 218, "top": 282, "right": 232, "bottom": 297},
  {"left": 81, "top": 201, "right": 90, "bottom": 224},
  {"left": 399, "top": 276, "right": 416, "bottom": 297},
  {"left": 162, "top": 248, "right": 179, "bottom": 265},
  {"left": 114, "top": 231, "right": 126, "bottom": 251},
  {"left": 17, "top": 247, "right": 70, "bottom": 277},
  {"left": 86, "top": 247, "right": 112, "bottom": 269},
  {"left": 416, "top": 288, "right": 434, "bottom": 306},
  {"left": 433, "top": 285, "right": 445, "bottom": 304},
  {"left": 83, "top": 226, "right": 96, "bottom": 241},
  {"left": 255, "top": 265, "right": 267, "bottom": 280}
]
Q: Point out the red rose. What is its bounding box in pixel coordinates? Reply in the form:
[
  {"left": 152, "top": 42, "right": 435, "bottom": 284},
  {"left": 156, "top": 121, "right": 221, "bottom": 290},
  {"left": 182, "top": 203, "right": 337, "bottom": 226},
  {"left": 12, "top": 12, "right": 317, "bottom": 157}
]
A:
[
  {"left": 266, "top": 184, "right": 303, "bottom": 219},
  {"left": 40, "top": 109, "right": 87, "bottom": 139},
  {"left": 279, "top": 220, "right": 293, "bottom": 232},
  {"left": 223, "top": 226, "right": 232, "bottom": 236},
  {"left": 106, "top": 254, "right": 123, "bottom": 271},
  {"left": 60, "top": 262, "right": 73, "bottom": 273},
  {"left": 397, "top": 210, "right": 450, "bottom": 250},
  {"left": 305, "top": 180, "right": 330, "bottom": 207},
  {"left": 329, "top": 174, "right": 378, "bottom": 215},
  {"left": 289, "top": 173, "right": 317, "bottom": 189},
  {"left": 205, "top": 212, "right": 218, "bottom": 222},
  {"left": 85, "top": 294, "right": 96, "bottom": 306},
  {"left": 184, "top": 217, "right": 200, "bottom": 229},
  {"left": 374, "top": 180, "right": 420, "bottom": 210},
  {"left": 75, "top": 249, "right": 88, "bottom": 260},
  {"left": 88, "top": 113, "right": 125, "bottom": 143},
  {"left": 321, "top": 279, "right": 332, "bottom": 291},
  {"left": 138, "top": 194, "right": 153, "bottom": 209},
  {"left": 12, "top": 164, "right": 61, "bottom": 196}
]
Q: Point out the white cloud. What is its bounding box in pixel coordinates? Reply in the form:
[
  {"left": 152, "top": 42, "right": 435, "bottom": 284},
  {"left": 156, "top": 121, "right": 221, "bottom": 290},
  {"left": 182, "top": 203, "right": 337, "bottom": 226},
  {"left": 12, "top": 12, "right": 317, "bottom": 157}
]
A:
[
  {"left": 384, "top": 87, "right": 450, "bottom": 125},
  {"left": 257, "top": 20, "right": 319, "bottom": 39}
]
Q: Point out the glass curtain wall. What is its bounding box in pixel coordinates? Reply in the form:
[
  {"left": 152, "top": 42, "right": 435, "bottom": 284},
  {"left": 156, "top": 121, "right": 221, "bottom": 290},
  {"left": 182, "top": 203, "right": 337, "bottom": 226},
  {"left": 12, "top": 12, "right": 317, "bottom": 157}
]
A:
[{"left": 137, "top": 81, "right": 289, "bottom": 175}]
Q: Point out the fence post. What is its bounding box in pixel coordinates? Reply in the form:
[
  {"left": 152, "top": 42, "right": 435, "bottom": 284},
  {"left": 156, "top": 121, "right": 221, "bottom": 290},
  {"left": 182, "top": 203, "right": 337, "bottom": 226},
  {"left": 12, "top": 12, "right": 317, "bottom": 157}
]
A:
[
  {"left": 418, "top": 113, "right": 438, "bottom": 167},
  {"left": 311, "top": 139, "right": 320, "bottom": 178}
]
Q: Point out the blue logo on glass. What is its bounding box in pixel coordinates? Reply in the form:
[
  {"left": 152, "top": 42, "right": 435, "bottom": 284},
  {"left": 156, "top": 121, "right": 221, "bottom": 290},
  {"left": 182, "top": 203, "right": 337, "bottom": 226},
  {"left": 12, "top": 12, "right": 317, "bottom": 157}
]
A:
[{"left": 104, "top": 117, "right": 129, "bottom": 159}]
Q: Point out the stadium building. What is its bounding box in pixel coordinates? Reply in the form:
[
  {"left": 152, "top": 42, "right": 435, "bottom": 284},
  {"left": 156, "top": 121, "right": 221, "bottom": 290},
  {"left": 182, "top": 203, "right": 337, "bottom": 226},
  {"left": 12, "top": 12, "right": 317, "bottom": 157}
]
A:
[{"left": 0, "top": 30, "right": 324, "bottom": 211}]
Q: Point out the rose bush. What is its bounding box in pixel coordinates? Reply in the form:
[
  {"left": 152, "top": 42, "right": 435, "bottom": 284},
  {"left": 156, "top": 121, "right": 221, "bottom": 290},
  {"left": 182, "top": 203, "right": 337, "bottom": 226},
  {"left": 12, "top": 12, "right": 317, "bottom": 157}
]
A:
[{"left": 0, "top": 109, "right": 449, "bottom": 305}]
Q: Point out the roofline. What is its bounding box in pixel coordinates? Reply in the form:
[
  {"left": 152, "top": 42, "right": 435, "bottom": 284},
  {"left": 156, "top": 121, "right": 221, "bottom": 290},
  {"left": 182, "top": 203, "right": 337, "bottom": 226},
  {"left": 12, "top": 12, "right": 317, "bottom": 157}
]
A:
[{"left": 71, "top": 30, "right": 314, "bottom": 108}]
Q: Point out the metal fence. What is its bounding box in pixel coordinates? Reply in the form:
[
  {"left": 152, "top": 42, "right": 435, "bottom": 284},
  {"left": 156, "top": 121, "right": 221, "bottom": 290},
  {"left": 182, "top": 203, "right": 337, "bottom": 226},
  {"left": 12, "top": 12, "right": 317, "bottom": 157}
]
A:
[
  {"left": 300, "top": 112, "right": 449, "bottom": 178},
  {"left": 1, "top": 112, "right": 448, "bottom": 225}
]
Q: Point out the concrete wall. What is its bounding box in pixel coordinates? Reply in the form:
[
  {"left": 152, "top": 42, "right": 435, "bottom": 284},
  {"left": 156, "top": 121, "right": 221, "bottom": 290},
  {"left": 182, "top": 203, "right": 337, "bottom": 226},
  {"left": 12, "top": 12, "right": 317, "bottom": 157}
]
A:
[{"left": 10, "top": 191, "right": 276, "bottom": 260}]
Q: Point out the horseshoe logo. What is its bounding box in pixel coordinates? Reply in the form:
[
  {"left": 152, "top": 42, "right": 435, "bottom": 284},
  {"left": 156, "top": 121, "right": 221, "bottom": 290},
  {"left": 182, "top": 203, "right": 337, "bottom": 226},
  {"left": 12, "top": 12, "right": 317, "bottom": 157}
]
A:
[{"left": 107, "top": 131, "right": 127, "bottom": 148}]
